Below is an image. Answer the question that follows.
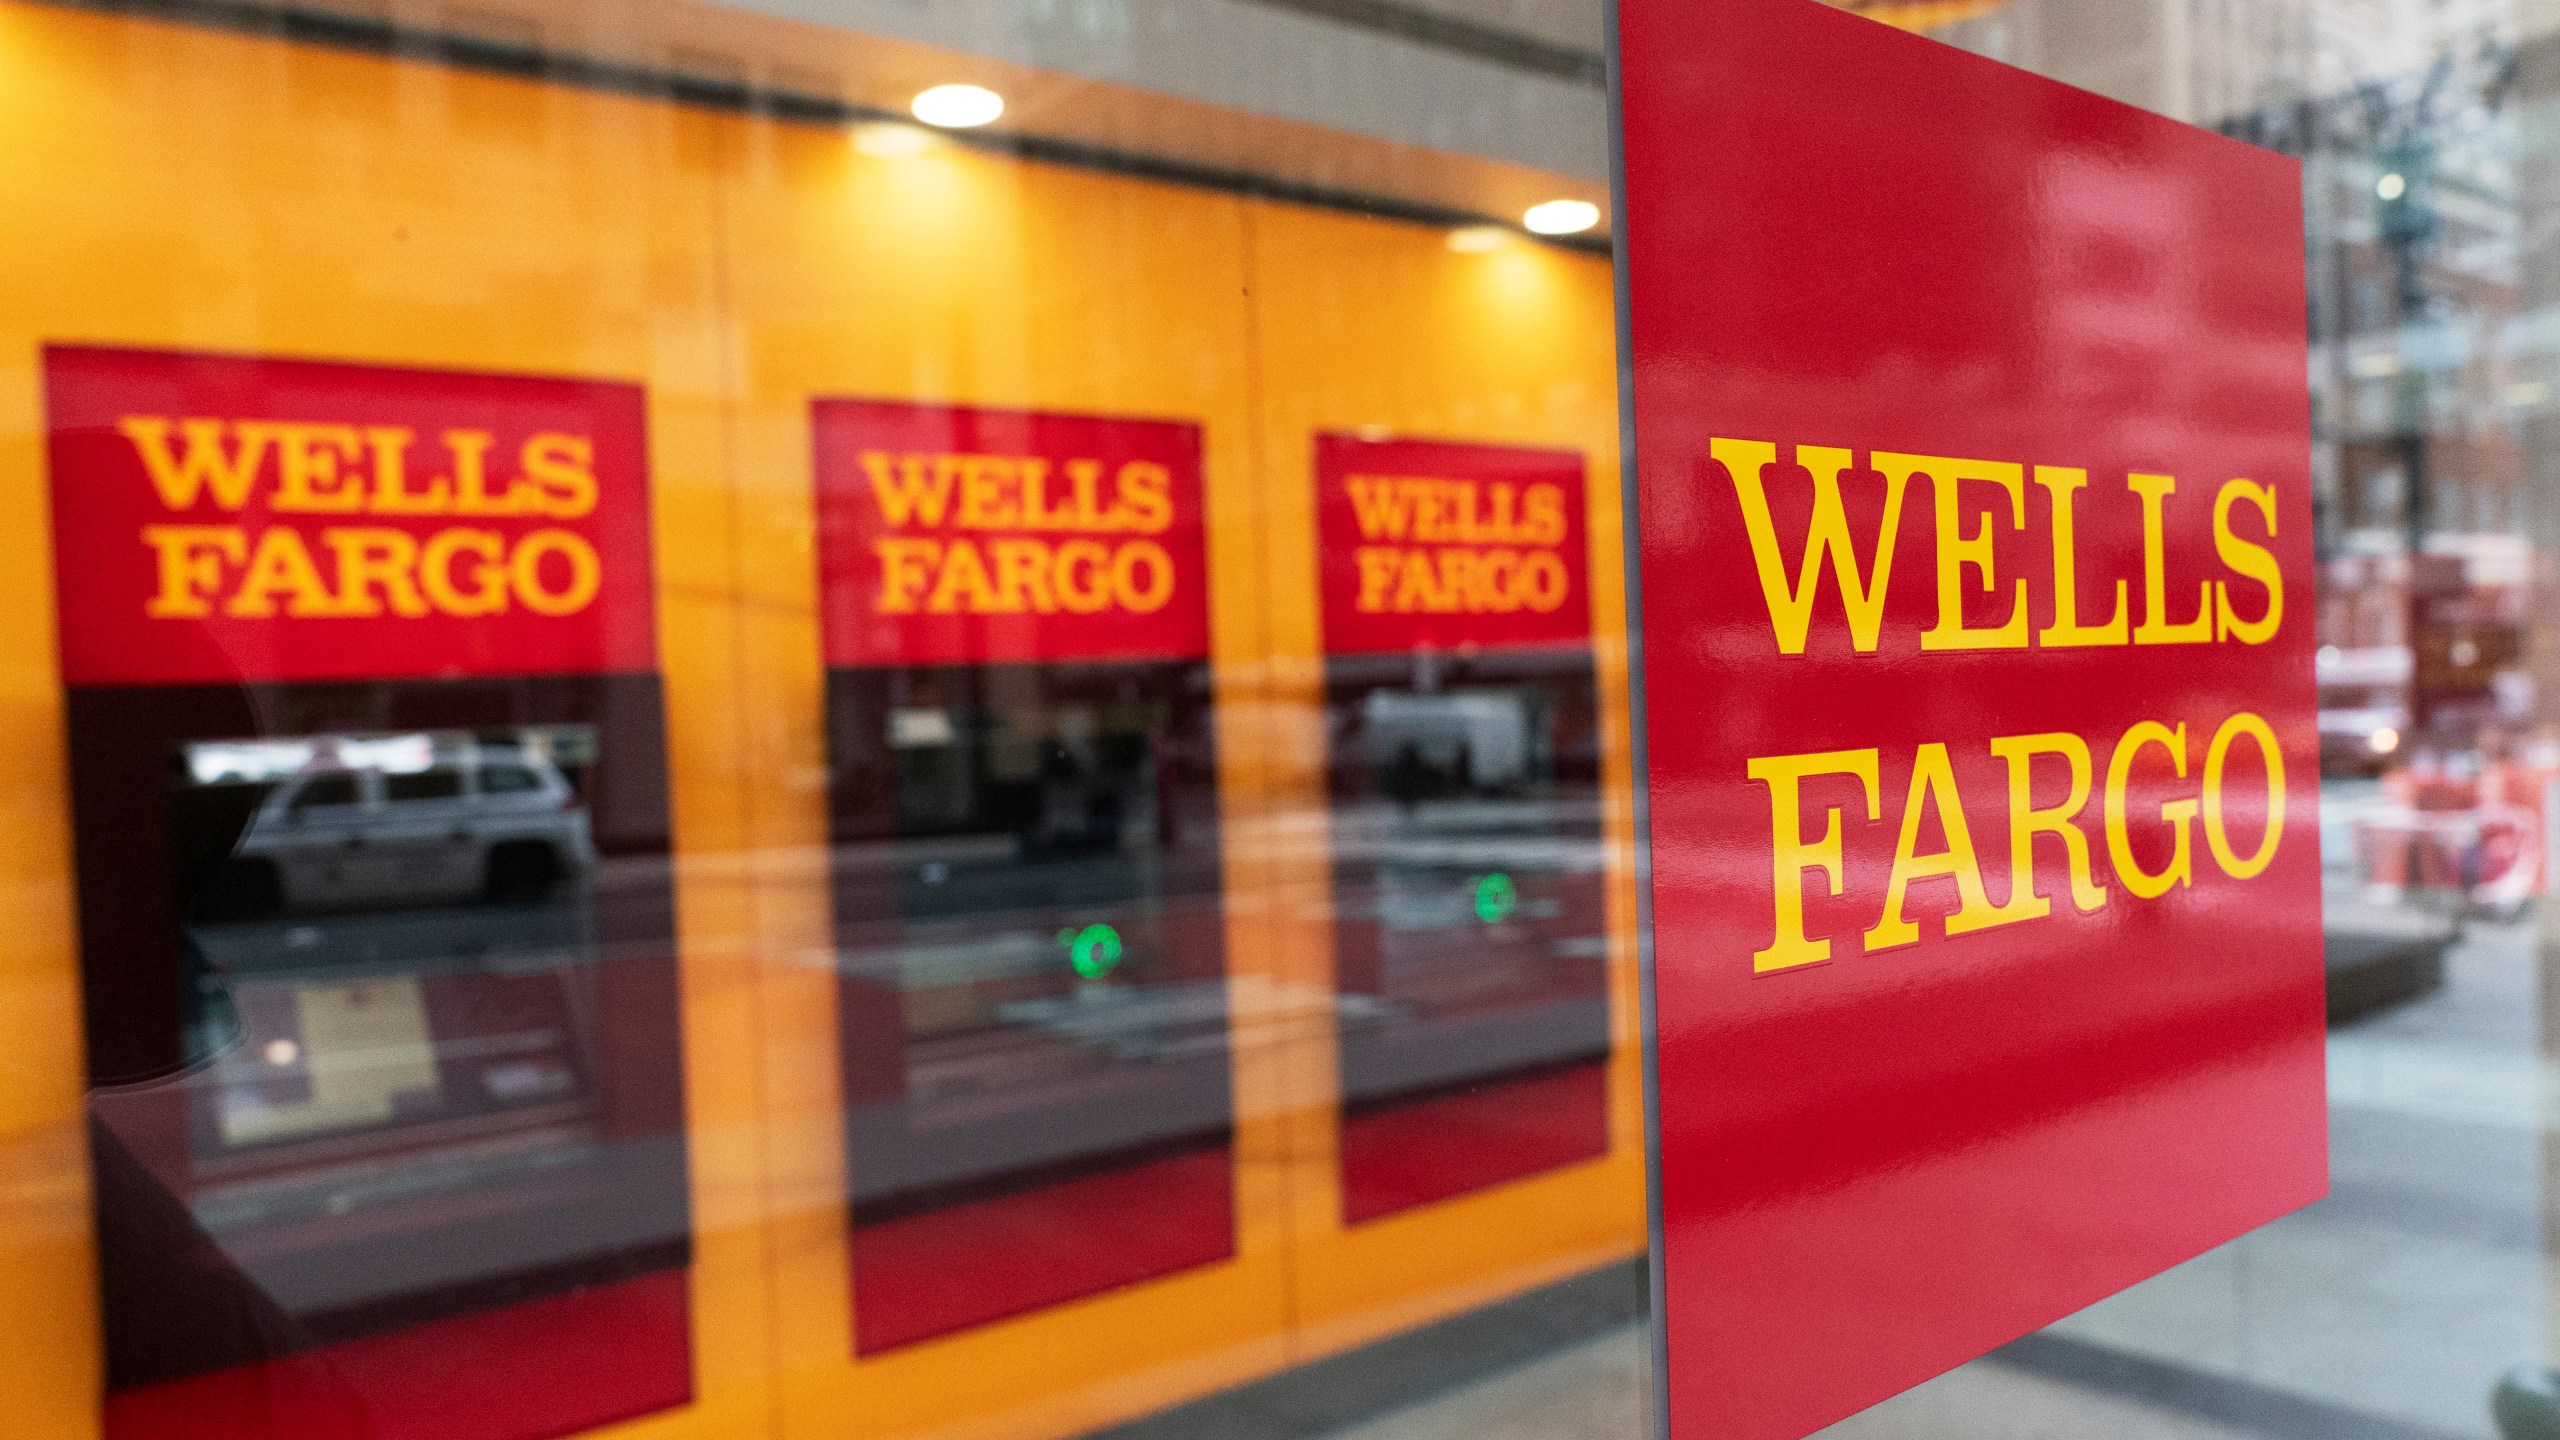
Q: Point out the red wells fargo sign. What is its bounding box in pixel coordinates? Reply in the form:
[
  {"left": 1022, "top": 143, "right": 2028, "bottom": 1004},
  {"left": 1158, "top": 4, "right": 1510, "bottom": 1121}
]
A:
[
  {"left": 811, "top": 399, "right": 1209, "bottom": 667},
  {"left": 45, "top": 345, "right": 656, "bottom": 687},
  {"left": 1315, "top": 433, "right": 1590, "bottom": 655},
  {"left": 1614, "top": 2, "right": 2325, "bottom": 1435}
]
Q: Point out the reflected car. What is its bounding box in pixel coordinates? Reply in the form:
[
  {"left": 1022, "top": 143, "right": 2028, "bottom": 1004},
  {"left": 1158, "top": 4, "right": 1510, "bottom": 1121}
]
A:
[{"left": 221, "top": 750, "right": 593, "bottom": 916}]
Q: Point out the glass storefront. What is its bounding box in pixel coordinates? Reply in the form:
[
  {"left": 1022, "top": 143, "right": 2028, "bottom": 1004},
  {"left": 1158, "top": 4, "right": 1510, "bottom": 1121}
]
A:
[{"left": 0, "top": 0, "right": 2553, "bottom": 1438}]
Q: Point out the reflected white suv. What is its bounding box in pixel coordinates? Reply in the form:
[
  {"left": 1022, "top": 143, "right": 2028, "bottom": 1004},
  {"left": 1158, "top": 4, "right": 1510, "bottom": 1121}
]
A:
[{"left": 224, "top": 750, "right": 594, "bottom": 916}]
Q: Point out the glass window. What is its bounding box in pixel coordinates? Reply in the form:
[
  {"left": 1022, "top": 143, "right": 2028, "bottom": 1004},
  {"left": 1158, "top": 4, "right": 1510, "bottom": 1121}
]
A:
[
  {"left": 12, "top": 2, "right": 2554, "bottom": 1440},
  {"left": 382, "top": 768, "right": 465, "bottom": 803},
  {"left": 286, "top": 774, "right": 360, "bottom": 811},
  {"left": 1811, "top": 5, "right": 2560, "bottom": 1440},
  {"left": 480, "top": 762, "right": 544, "bottom": 795}
]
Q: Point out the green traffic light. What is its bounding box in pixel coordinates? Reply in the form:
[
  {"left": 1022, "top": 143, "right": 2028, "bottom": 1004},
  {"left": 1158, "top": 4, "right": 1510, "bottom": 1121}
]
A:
[
  {"left": 1066, "top": 922, "right": 1125, "bottom": 979},
  {"left": 1473, "top": 872, "right": 1518, "bottom": 924}
]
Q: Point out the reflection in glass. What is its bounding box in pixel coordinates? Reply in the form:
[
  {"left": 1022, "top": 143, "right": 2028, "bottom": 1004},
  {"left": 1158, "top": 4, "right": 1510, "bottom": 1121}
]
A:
[
  {"left": 828, "top": 660, "right": 1234, "bottom": 1353},
  {"left": 76, "top": 682, "right": 690, "bottom": 1440},
  {"left": 1327, "top": 648, "right": 1611, "bottom": 1223}
]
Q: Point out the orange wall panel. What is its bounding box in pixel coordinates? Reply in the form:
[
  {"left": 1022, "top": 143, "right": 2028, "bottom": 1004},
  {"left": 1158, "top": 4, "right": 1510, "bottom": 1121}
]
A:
[
  {"left": 0, "top": 8, "right": 1638, "bottom": 1439},
  {"left": 0, "top": 10, "right": 773, "bottom": 1439},
  {"left": 703, "top": 124, "right": 1296, "bottom": 1440},
  {"left": 1240, "top": 198, "right": 1646, "bottom": 1362}
]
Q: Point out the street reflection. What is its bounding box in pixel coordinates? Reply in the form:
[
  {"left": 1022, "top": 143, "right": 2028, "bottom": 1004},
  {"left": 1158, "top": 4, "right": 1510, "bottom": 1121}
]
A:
[
  {"left": 1327, "top": 648, "right": 1611, "bottom": 1223},
  {"left": 828, "top": 660, "right": 1235, "bottom": 1353},
  {"left": 79, "top": 698, "right": 690, "bottom": 1424}
]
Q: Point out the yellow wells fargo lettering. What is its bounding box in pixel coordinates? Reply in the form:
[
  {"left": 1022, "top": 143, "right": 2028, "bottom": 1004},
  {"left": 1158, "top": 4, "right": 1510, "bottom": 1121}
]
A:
[
  {"left": 1714, "top": 438, "right": 2281, "bottom": 655},
  {"left": 862, "top": 450, "right": 1177, "bottom": 616},
  {"left": 1747, "top": 712, "right": 2285, "bottom": 972},
  {"left": 1343, "top": 474, "right": 1571, "bottom": 614},
  {"left": 1721, "top": 436, "right": 2293, "bottom": 974},
  {"left": 119, "top": 417, "right": 604, "bottom": 620}
]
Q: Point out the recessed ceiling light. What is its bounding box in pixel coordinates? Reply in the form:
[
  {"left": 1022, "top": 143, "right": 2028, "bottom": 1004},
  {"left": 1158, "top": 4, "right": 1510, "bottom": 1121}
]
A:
[
  {"left": 1448, "top": 225, "right": 1510, "bottom": 254},
  {"left": 912, "top": 83, "right": 1004, "bottom": 129},
  {"left": 854, "top": 122, "right": 936, "bottom": 158},
  {"left": 2376, "top": 171, "right": 2406, "bottom": 200},
  {"left": 1523, "top": 199, "right": 1600, "bottom": 236}
]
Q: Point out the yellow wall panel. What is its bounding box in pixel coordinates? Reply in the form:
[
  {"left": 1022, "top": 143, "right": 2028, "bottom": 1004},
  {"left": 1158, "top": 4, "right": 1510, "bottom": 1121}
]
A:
[
  {"left": 0, "top": 8, "right": 773, "bottom": 1436},
  {"left": 1239, "top": 198, "right": 1647, "bottom": 1363},
  {"left": 0, "top": 8, "right": 1637, "bottom": 1439},
  {"left": 705, "top": 123, "right": 1296, "bottom": 1440}
]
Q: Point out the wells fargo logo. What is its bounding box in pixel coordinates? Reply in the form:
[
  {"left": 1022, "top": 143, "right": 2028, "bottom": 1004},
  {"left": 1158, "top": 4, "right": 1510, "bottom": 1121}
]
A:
[
  {"left": 1721, "top": 438, "right": 2293, "bottom": 973},
  {"left": 861, "top": 450, "right": 1176, "bottom": 617},
  {"left": 120, "top": 419, "right": 605, "bottom": 621},
  {"left": 1341, "top": 474, "right": 1572, "bottom": 615},
  {"left": 1315, "top": 435, "right": 1589, "bottom": 656},
  {"left": 44, "top": 347, "right": 653, "bottom": 688},
  {"left": 811, "top": 400, "right": 1208, "bottom": 668}
]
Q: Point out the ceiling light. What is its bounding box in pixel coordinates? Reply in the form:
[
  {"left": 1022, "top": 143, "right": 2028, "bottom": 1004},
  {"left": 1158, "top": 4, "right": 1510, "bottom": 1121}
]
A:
[
  {"left": 912, "top": 83, "right": 1004, "bottom": 129},
  {"left": 2376, "top": 171, "right": 2406, "bottom": 201},
  {"left": 854, "top": 122, "right": 936, "bottom": 158},
  {"left": 1448, "top": 225, "right": 1509, "bottom": 254},
  {"left": 1523, "top": 199, "right": 1600, "bottom": 236}
]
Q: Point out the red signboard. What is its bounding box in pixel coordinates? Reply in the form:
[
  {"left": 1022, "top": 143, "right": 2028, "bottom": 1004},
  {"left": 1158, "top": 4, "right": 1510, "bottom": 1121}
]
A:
[
  {"left": 1315, "top": 433, "right": 1590, "bottom": 653},
  {"left": 813, "top": 399, "right": 1209, "bottom": 666},
  {"left": 1615, "top": 3, "right": 2325, "bottom": 1436},
  {"left": 44, "top": 345, "right": 656, "bottom": 686}
]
